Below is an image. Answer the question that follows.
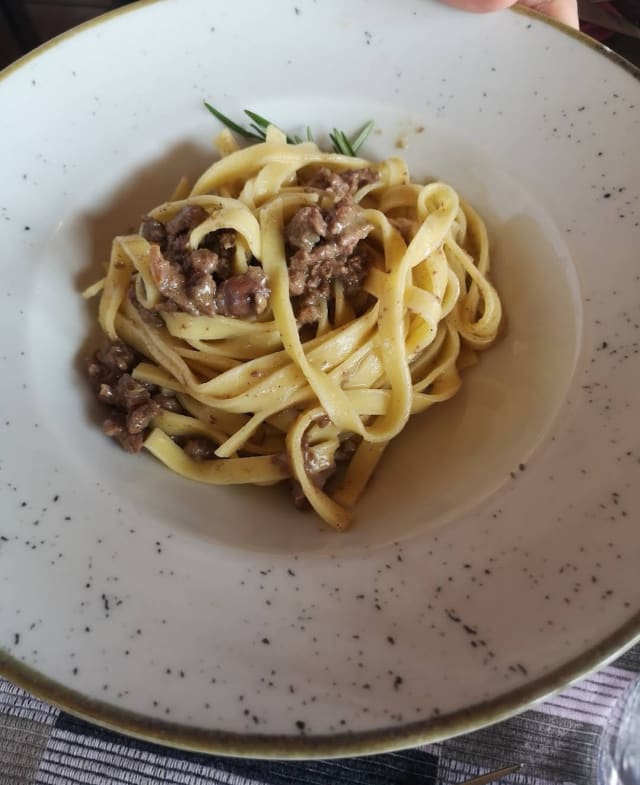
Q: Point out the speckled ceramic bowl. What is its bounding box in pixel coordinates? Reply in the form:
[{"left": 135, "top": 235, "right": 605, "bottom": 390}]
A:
[{"left": 0, "top": 0, "right": 639, "bottom": 758}]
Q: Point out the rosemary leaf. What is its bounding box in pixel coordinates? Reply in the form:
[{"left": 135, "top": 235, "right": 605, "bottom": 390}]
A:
[
  {"left": 248, "top": 123, "right": 267, "bottom": 139},
  {"left": 203, "top": 102, "right": 262, "bottom": 140},
  {"left": 331, "top": 129, "right": 355, "bottom": 157},
  {"left": 245, "top": 110, "right": 300, "bottom": 144},
  {"left": 244, "top": 109, "right": 271, "bottom": 130},
  {"left": 350, "top": 120, "right": 374, "bottom": 154}
]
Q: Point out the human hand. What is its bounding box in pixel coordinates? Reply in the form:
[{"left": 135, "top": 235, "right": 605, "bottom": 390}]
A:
[{"left": 441, "top": 0, "right": 579, "bottom": 29}]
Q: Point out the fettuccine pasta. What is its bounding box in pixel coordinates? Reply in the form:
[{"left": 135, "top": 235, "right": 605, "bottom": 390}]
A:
[{"left": 84, "top": 125, "right": 502, "bottom": 530}]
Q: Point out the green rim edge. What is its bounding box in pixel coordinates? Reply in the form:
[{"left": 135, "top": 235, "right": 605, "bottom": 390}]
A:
[{"left": 1, "top": 0, "right": 639, "bottom": 759}]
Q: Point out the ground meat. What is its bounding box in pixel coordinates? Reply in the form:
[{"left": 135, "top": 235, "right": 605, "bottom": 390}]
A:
[
  {"left": 287, "top": 444, "right": 336, "bottom": 510},
  {"left": 335, "top": 435, "right": 360, "bottom": 462},
  {"left": 286, "top": 199, "right": 373, "bottom": 308},
  {"left": 164, "top": 231, "right": 191, "bottom": 268},
  {"left": 161, "top": 207, "right": 235, "bottom": 275},
  {"left": 294, "top": 293, "right": 325, "bottom": 325},
  {"left": 199, "top": 229, "right": 236, "bottom": 281},
  {"left": 338, "top": 167, "right": 379, "bottom": 194},
  {"left": 87, "top": 341, "right": 136, "bottom": 387},
  {"left": 284, "top": 168, "right": 378, "bottom": 322},
  {"left": 88, "top": 341, "right": 168, "bottom": 454},
  {"left": 303, "top": 444, "right": 335, "bottom": 488},
  {"left": 305, "top": 167, "right": 379, "bottom": 199},
  {"left": 285, "top": 206, "right": 327, "bottom": 251},
  {"left": 215, "top": 267, "right": 270, "bottom": 318},
  {"left": 188, "top": 271, "right": 217, "bottom": 316},
  {"left": 325, "top": 200, "right": 367, "bottom": 241},
  {"left": 102, "top": 414, "right": 145, "bottom": 454},
  {"left": 287, "top": 431, "right": 362, "bottom": 511},
  {"left": 306, "top": 168, "right": 351, "bottom": 200},
  {"left": 148, "top": 244, "right": 271, "bottom": 319},
  {"left": 183, "top": 438, "right": 218, "bottom": 461},
  {"left": 154, "top": 393, "right": 184, "bottom": 413},
  {"left": 98, "top": 373, "right": 149, "bottom": 409},
  {"left": 97, "top": 372, "right": 160, "bottom": 438},
  {"left": 139, "top": 206, "right": 269, "bottom": 318},
  {"left": 148, "top": 244, "right": 201, "bottom": 315},
  {"left": 165, "top": 205, "right": 209, "bottom": 237},
  {"left": 129, "top": 286, "right": 165, "bottom": 327},
  {"left": 139, "top": 217, "right": 167, "bottom": 247},
  {"left": 126, "top": 400, "right": 161, "bottom": 434},
  {"left": 189, "top": 248, "right": 219, "bottom": 275},
  {"left": 338, "top": 249, "right": 370, "bottom": 295}
]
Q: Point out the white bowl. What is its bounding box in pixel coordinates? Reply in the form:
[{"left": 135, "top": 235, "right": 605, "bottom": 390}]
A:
[{"left": 0, "top": 0, "right": 639, "bottom": 757}]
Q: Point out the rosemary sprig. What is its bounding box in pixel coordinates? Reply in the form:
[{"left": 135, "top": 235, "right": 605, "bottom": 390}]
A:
[
  {"left": 204, "top": 101, "right": 374, "bottom": 157},
  {"left": 203, "top": 102, "right": 263, "bottom": 141}
]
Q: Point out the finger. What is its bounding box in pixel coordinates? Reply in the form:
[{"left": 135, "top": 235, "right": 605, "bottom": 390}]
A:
[
  {"left": 441, "top": 0, "right": 515, "bottom": 12},
  {"left": 518, "top": 0, "right": 579, "bottom": 27},
  {"left": 440, "top": 0, "right": 579, "bottom": 28}
]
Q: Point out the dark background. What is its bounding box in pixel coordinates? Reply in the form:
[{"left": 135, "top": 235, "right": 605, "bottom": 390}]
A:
[
  {"left": 0, "top": 0, "right": 128, "bottom": 67},
  {"left": 1, "top": 0, "right": 639, "bottom": 71}
]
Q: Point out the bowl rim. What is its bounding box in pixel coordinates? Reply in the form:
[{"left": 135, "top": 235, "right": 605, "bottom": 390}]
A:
[
  {"left": 1, "top": 617, "right": 639, "bottom": 757},
  {"left": 1, "top": 0, "right": 639, "bottom": 758}
]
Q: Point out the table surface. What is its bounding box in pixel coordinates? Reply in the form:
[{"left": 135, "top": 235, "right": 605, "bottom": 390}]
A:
[{"left": 1, "top": 3, "right": 640, "bottom": 784}]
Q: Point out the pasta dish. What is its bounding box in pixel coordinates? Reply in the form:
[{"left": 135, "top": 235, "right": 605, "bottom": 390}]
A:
[{"left": 84, "top": 123, "right": 502, "bottom": 530}]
